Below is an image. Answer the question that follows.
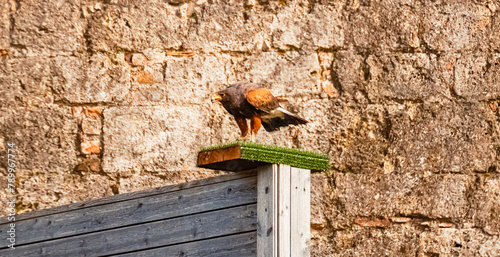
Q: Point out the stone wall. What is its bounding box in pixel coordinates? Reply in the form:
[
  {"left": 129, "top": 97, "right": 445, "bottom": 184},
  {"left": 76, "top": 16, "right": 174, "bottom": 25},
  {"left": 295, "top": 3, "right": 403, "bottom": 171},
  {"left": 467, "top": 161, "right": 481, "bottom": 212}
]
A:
[{"left": 1, "top": 0, "right": 499, "bottom": 255}]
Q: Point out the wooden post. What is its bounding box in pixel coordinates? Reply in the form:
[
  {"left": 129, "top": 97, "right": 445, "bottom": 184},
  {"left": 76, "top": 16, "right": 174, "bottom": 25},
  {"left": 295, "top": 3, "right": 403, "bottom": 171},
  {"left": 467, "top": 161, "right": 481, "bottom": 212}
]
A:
[
  {"left": 257, "top": 164, "right": 310, "bottom": 257},
  {"left": 198, "top": 142, "right": 324, "bottom": 257}
]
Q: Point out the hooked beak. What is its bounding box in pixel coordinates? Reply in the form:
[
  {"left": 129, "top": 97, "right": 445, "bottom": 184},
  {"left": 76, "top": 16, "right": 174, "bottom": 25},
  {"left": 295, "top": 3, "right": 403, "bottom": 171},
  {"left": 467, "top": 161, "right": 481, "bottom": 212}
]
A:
[{"left": 211, "top": 94, "right": 222, "bottom": 103}]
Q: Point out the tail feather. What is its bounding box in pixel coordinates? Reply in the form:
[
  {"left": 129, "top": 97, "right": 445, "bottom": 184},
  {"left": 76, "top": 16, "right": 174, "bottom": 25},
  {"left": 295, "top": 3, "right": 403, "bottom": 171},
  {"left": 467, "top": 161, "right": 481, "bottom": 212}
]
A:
[
  {"left": 278, "top": 107, "right": 308, "bottom": 125},
  {"left": 261, "top": 107, "right": 308, "bottom": 132}
]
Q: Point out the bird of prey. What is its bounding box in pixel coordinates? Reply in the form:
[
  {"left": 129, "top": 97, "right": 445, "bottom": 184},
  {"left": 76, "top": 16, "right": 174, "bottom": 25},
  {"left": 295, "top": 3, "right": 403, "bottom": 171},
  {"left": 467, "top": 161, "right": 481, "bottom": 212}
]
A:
[{"left": 211, "top": 81, "right": 308, "bottom": 142}]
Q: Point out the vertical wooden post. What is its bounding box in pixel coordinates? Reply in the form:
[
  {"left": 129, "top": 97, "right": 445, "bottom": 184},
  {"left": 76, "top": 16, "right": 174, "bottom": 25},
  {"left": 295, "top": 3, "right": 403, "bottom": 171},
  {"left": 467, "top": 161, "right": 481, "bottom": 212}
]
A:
[
  {"left": 257, "top": 165, "right": 276, "bottom": 257},
  {"left": 290, "top": 167, "right": 311, "bottom": 257},
  {"left": 257, "top": 164, "right": 310, "bottom": 257}
]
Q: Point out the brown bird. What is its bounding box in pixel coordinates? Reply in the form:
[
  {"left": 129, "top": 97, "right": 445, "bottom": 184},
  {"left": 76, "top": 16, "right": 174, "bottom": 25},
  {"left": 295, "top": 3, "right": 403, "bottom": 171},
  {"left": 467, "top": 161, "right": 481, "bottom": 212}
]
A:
[{"left": 211, "top": 81, "right": 308, "bottom": 142}]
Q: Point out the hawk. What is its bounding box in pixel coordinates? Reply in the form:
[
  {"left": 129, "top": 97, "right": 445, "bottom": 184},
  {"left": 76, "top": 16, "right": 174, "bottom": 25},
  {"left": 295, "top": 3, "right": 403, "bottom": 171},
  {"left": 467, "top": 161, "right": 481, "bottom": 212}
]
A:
[{"left": 211, "top": 81, "right": 308, "bottom": 142}]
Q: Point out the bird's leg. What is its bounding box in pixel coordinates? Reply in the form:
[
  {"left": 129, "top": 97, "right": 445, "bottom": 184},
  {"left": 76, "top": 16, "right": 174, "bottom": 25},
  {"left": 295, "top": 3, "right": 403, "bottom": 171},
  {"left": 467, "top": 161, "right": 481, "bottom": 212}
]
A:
[
  {"left": 250, "top": 115, "right": 262, "bottom": 142},
  {"left": 235, "top": 117, "right": 249, "bottom": 140}
]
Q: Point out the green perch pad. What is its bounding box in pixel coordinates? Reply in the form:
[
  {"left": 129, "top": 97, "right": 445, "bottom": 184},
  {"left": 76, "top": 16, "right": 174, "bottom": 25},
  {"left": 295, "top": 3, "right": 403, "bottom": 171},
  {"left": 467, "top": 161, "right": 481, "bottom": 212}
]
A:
[{"left": 197, "top": 141, "right": 329, "bottom": 172}]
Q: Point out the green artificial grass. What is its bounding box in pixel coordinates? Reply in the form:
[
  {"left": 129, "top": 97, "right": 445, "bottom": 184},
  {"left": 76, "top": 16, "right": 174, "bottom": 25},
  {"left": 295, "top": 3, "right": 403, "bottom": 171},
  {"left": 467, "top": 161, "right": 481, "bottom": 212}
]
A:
[{"left": 201, "top": 141, "right": 330, "bottom": 171}]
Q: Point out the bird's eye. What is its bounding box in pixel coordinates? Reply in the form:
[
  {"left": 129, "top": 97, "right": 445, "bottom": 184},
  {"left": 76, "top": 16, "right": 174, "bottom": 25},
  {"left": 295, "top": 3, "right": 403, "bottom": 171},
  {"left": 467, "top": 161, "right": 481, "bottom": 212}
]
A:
[{"left": 221, "top": 93, "right": 226, "bottom": 97}]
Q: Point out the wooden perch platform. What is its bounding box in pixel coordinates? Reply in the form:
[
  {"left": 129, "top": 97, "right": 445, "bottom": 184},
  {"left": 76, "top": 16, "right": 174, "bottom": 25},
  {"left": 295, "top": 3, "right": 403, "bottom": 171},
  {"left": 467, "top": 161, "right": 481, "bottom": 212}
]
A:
[{"left": 197, "top": 142, "right": 329, "bottom": 172}]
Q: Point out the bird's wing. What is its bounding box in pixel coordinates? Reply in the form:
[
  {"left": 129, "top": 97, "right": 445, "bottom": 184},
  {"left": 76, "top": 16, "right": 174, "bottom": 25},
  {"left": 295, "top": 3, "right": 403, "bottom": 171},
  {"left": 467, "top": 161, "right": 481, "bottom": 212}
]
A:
[{"left": 246, "top": 88, "right": 279, "bottom": 112}]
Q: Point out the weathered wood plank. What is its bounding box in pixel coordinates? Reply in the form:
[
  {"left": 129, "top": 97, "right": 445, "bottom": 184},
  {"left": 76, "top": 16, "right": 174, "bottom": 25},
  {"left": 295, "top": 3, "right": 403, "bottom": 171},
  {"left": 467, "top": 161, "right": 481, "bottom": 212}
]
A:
[
  {"left": 257, "top": 164, "right": 311, "bottom": 257},
  {"left": 257, "top": 165, "right": 275, "bottom": 257},
  {"left": 290, "top": 167, "right": 310, "bottom": 257},
  {"left": 272, "top": 165, "right": 278, "bottom": 257},
  {"left": 0, "top": 176, "right": 257, "bottom": 248},
  {"left": 197, "top": 145, "right": 241, "bottom": 166},
  {"left": 277, "top": 165, "right": 291, "bottom": 257},
  {"left": 0, "top": 204, "right": 257, "bottom": 257},
  {"left": 0, "top": 169, "right": 257, "bottom": 224},
  {"left": 115, "top": 231, "right": 257, "bottom": 257}
]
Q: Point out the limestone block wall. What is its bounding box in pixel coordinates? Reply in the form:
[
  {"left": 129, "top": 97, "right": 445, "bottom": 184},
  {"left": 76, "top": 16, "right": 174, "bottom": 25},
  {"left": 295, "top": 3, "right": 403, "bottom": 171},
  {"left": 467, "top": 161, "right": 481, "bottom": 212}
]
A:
[{"left": 0, "top": 0, "right": 499, "bottom": 255}]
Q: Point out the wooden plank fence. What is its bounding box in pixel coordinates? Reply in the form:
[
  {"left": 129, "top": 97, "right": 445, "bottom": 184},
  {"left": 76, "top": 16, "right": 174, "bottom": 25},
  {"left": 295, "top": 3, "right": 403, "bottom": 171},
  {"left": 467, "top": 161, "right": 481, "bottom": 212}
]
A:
[
  {"left": 0, "top": 170, "right": 258, "bottom": 257},
  {"left": 0, "top": 164, "right": 311, "bottom": 256}
]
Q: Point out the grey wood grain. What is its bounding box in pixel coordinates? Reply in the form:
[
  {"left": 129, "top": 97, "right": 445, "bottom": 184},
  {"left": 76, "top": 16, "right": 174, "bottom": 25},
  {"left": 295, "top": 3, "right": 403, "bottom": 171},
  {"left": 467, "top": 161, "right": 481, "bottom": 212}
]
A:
[
  {"left": 0, "top": 176, "right": 257, "bottom": 248},
  {"left": 0, "top": 169, "right": 258, "bottom": 225},
  {"left": 0, "top": 204, "right": 257, "bottom": 257},
  {"left": 114, "top": 231, "right": 257, "bottom": 257},
  {"left": 277, "top": 164, "right": 291, "bottom": 257},
  {"left": 257, "top": 165, "right": 275, "bottom": 257},
  {"left": 290, "top": 167, "right": 310, "bottom": 257},
  {"left": 256, "top": 165, "right": 311, "bottom": 257}
]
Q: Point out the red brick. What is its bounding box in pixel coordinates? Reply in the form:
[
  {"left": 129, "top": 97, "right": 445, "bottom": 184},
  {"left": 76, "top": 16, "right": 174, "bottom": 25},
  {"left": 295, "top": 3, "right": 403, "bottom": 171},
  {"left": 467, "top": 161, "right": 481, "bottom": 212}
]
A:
[
  {"left": 81, "top": 140, "right": 100, "bottom": 155},
  {"left": 84, "top": 107, "right": 103, "bottom": 117}
]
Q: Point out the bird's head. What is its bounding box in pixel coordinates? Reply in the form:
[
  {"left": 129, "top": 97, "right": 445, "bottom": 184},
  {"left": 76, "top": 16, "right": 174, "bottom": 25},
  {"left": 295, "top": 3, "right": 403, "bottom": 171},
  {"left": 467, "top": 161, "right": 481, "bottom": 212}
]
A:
[{"left": 211, "top": 90, "right": 229, "bottom": 103}]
